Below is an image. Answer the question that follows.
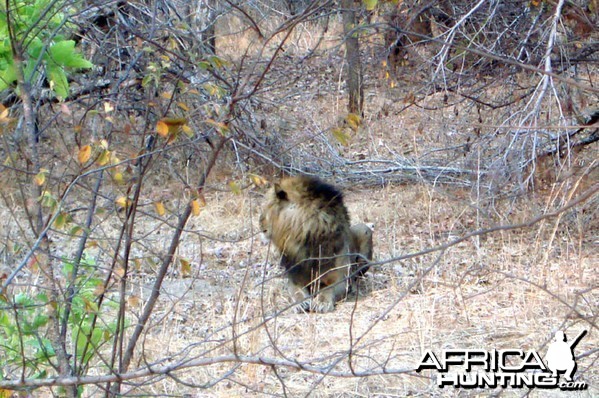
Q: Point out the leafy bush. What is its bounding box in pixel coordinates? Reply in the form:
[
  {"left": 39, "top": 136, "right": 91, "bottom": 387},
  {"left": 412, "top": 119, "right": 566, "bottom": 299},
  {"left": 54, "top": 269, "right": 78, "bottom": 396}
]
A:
[
  {"left": 0, "top": 0, "right": 92, "bottom": 99},
  {"left": 0, "top": 253, "right": 116, "bottom": 391}
]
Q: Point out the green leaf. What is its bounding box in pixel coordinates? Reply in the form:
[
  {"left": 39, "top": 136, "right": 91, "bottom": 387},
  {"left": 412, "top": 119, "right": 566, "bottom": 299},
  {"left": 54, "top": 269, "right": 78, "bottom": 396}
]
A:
[
  {"left": 69, "top": 225, "right": 83, "bottom": 236},
  {"left": 363, "top": 0, "right": 378, "bottom": 11},
  {"left": 141, "top": 74, "right": 154, "bottom": 88},
  {"left": 32, "top": 314, "right": 49, "bottom": 328},
  {"left": 39, "top": 190, "right": 58, "bottom": 209},
  {"left": 62, "top": 260, "right": 74, "bottom": 279},
  {"left": 26, "top": 37, "right": 43, "bottom": 59},
  {"left": 48, "top": 40, "right": 93, "bottom": 69},
  {"left": 54, "top": 211, "right": 69, "bottom": 229},
  {"left": 46, "top": 61, "right": 69, "bottom": 99},
  {"left": 33, "top": 338, "right": 55, "bottom": 360},
  {"left": 15, "top": 293, "right": 34, "bottom": 306},
  {"left": 0, "top": 63, "right": 17, "bottom": 91},
  {"left": 0, "top": 311, "right": 9, "bottom": 327},
  {"left": 36, "top": 293, "right": 49, "bottom": 303}
]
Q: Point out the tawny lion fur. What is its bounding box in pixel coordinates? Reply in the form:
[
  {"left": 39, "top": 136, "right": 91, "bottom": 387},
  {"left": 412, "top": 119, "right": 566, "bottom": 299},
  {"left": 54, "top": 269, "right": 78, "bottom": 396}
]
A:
[{"left": 260, "top": 176, "right": 373, "bottom": 312}]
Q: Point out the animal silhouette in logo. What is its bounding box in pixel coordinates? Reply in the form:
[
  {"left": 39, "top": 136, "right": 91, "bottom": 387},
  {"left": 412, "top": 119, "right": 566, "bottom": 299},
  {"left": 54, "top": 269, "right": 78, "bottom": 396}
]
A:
[
  {"left": 260, "top": 175, "right": 373, "bottom": 312},
  {"left": 545, "top": 330, "right": 587, "bottom": 381}
]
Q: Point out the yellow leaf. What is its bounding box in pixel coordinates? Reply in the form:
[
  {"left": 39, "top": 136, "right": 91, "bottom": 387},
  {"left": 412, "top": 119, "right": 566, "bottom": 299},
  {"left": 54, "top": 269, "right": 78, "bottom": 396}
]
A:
[
  {"left": 249, "top": 173, "right": 268, "bottom": 187},
  {"left": 157, "top": 117, "right": 187, "bottom": 139},
  {"left": 127, "top": 295, "right": 140, "bottom": 307},
  {"left": 96, "top": 150, "right": 111, "bottom": 166},
  {"left": 177, "top": 102, "right": 189, "bottom": 111},
  {"left": 114, "top": 172, "right": 124, "bottom": 184},
  {"left": 156, "top": 121, "right": 169, "bottom": 137},
  {"left": 154, "top": 201, "right": 166, "bottom": 216},
  {"left": 0, "top": 107, "right": 9, "bottom": 120},
  {"left": 191, "top": 199, "right": 202, "bottom": 216},
  {"left": 346, "top": 113, "right": 362, "bottom": 131},
  {"left": 180, "top": 258, "right": 191, "bottom": 277},
  {"left": 161, "top": 92, "right": 173, "bottom": 100},
  {"left": 99, "top": 139, "right": 109, "bottom": 149},
  {"left": 182, "top": 124, "right": 193, "bottom": 137},
  {"left": 161, "top": 117, "right": 187, "bottom": 127},
  {"left": 28, "top": 255, "right": 40, "bottom": 272},
  {"left": 166, "top": 130, "right": 179, "bottom": 144},
  {"left": 229, "top": 181, "right": 241, "bottom": 195},
  {"left": 83, "top": 297, "right": 98, "bottom": 313},
  {"left": 115, "top": 196, "right": 130, "bottom": 208},
  {"left": 78, "top": 145, "right": 92, "bottom": 164},
  {"left": 205, "top": 118, "right": 229, "bottom": 135},
  {"left": 204, "top": 83, "right": 218, "bottom": 96},
  {"left": 34, "top": 171, "right": 46, "bottom": 186},
  {"left": 364, "top": 0, "right": 378, "bottom": 11},
  {"left": 114, "top": 266, "right": 125, "bottom": 278},
  {"left": 208, "top": 55, "right": 229, "bottom": 68},
  {"left": 93, "top": 283, "right": 106, "bottom": 296},
  {"left": 331, "top": 127, "right": 350, "bottom": 146}
]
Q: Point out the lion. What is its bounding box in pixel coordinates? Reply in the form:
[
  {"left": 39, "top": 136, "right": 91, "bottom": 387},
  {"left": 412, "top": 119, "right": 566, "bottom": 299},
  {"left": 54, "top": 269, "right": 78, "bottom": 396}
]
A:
[{"left": 260, "top": 175, "right": 373, "bottom": 312}]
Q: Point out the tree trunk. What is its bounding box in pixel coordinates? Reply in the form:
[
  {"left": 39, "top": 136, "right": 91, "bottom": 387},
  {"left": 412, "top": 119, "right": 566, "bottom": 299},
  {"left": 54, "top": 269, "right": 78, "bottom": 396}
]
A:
[
  {"left": 341, "top": 0, "right": 363, "bottom": 115},
  {"left": 205, "top": 0, "right": 217, "bottom": 54}
]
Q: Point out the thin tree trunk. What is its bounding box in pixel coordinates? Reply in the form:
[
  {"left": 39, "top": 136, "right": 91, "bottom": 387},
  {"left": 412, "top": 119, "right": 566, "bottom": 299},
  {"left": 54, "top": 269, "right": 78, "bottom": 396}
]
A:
[
  {"left": 341, "top": 0, "right": 363, "bottom": 115},
  {"left": 205, "top": 0, "right": 217, "bottom": 54}
]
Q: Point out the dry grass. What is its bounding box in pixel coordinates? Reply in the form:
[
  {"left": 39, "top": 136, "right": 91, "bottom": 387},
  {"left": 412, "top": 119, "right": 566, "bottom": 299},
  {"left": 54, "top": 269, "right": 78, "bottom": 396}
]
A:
[
  {"left": 95, "top": 182, "right": 597, "bottom": 397},
  {"left": 1, "top": 10, "right": 597, "bottom": 397},
  {"left": 1, "top": 142, "right": 596, "bottom": 397}
]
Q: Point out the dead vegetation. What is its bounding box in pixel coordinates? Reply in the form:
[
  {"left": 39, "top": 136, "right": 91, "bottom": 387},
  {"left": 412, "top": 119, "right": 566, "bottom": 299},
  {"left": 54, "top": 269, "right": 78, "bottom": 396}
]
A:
[{"left": 0, "top": 1, "right": 597, "bottom": 397}]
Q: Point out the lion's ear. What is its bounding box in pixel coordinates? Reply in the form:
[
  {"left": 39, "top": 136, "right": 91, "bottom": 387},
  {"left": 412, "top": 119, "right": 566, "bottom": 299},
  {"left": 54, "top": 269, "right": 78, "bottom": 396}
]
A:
[{"left": 274, "top": 183, "right": 287, "bottom": 201}]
